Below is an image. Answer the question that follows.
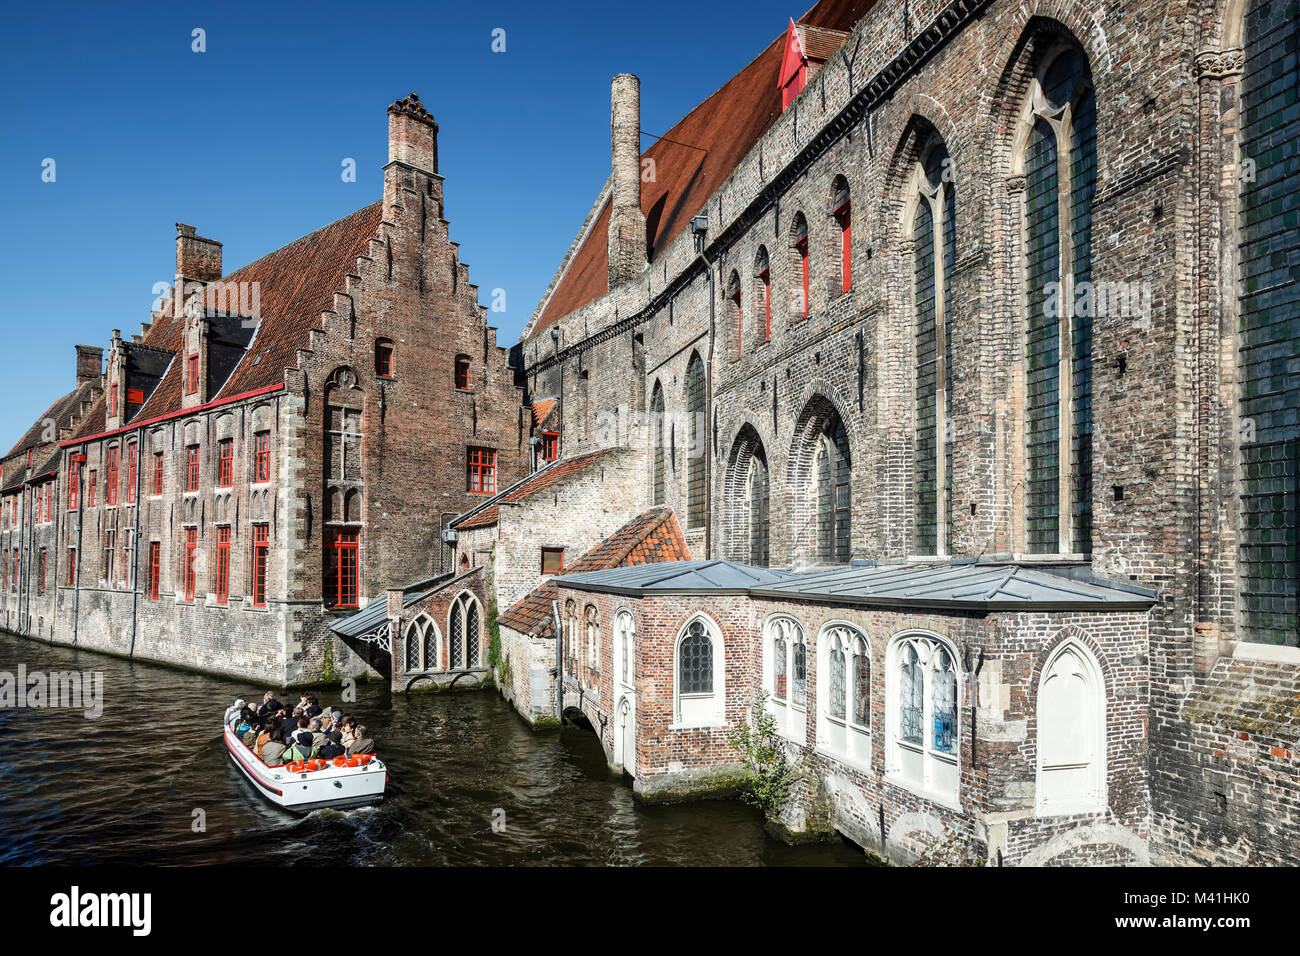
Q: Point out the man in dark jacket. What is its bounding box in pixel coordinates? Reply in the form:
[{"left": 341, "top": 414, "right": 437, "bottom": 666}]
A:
[
  {"left": 257, "top": 691, "right": 282, "bottom": 717},
  {"left": 318, "top": 731, "right": 346, "bottom": 760},
  {"left": 346, "top": 725, "right": 375, "bottom": 755}
]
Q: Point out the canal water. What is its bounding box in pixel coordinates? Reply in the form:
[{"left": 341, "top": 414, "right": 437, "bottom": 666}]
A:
[{"left": 0, "top": 631, "right": 867, "bottom": 866}]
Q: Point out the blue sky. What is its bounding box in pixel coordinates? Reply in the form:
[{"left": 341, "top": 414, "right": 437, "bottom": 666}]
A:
[{"left": 0, "top": 0, "right": 801, "bottom": 451}]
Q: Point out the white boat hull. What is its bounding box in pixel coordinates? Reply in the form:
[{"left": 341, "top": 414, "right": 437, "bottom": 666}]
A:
[{"left": 224, "top": 725, "right": 387, "bottom": 814}]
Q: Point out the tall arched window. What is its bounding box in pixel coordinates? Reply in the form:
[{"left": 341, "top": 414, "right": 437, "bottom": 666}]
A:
[
  {"left": 675, "top": 616, "right": 724, "bottom": 726},
  {"left": 1036, "top": 640, "right": 1105, "bottom": 814},
  {"left": 614, "top": 609, "right": 634, "bottom": 691},
  {"left": 404, "top": 614, "right": 441, "bottom": 672},
  {"left": 1237, "top": 0, "right": 1299, "bottom": 646},
  {"left": 584, "top": 604, "right": 600, "bottom": 683},
  {"left": 748, "top": 452, "right": 770, "bottom": 567},
  {"left": 685, "top": 354, "right": 705, "bottom": 529},
  {"left": 727, "top": 269, "right": 743, "bottom": 361},
  {"left": 818, "top": 624, "right": 871, "bottom": 767},
  {"left": 831, "top": 176, "right": 851, "bottom": 294},
  {"left": 565, "top": 598, "right": 578, "bottom": 675},
  {"left": 764, "top": 617, "right": 807, "bottom": 741},
  {"left": 754, "top": 246, "right": 772, "bottom": 343},
  {"left": 815, "top": 417, "right": 852, "bottom": 563},
  {"left": 1019, "top": 46, "right": 1096, "bottom": 556},
  {"left": 790, "top": 213, "right": 810, "bottom": 319},
  {"left": 888, "top": 633, "right": 960, "bottom": 800},
  {"left": 912, "top": 143, "right": 956, "bottom": 555},
  {"left": 650, "top": 381, "right": 666, "bottom": 507},
  {"left": 448, "top": 592, "right": 481, "bottom": 669}
]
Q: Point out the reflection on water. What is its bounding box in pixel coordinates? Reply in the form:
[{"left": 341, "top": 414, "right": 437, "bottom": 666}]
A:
[{"left": 0, "top": 631, "right": 868, "bottom": 866}]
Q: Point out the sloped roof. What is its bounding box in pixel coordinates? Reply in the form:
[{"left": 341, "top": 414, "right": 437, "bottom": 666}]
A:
[
  {"left": 530, "top": 398, "right": 557, "bottom": 427},
  {"left": 130, "top": 202, "right": 384, "bottom": 424},
  {"left": 4, "top": 381, "right": 99, "bottom": 460},
  {"left": 558, "top": 559, "right": 795, "bottom": 595},
  {"left": 498, "top": 508, "right": 691, "bottom": 638},
  {"left": 557, "top": 559, "right": 1159, "bottom": 611},
  {"left": 527, "top": 0, "right": 874, "bottom": 335},
  {"left": 451, "top": 448, "right": 616, "bottom": 531},
  {"left": 329, "top": 568, "right": 476, "bottom": 638}
]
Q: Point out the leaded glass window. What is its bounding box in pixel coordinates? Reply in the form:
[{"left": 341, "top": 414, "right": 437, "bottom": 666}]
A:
[
  {"left": 792, "top": 640, "right": 807, "bottom": 708},
  {"left": 405, "top": 621, "right": 420, "bottom": 672},
  {"left": 829, "top": 644, "right": 846, "bottom": 719},
  {"left": 814, "top": 416, "right": 852, "bottom": 563},
  {"left": 686, "top": 356, "right": 705, "bottom": 528},
  {"left": 749, "top": 455, "right": 770, "bottom": 567},
  {"left": 679, "top": 620, "right": 712, "bottom": 695},
  {"left": 466, "top": 599, "right": 480, "bottom": 667},
  {"left": 1237, "top": 0, "right": 1299, "bottom": 646},
  {"left": 773, "top": 634, "right": 788, "bottom": 700},
  {"left": 914, "top": 144, "right": 955, "bottom": 555},
  {"left": 900, "top": 645, "right": 923, "bottom": 745},
  {"left": 852, "top": 651, "right": 871, "bottom": 728},
  {"left": 932, "top": 648, "right": 957, "bottom": 753},
  {"left": 450, "top": 601, "right": 464, "bottom": 668},
  {"left": 651, "top": 383, "right": 665, "bottom": 507},
  {"left": 1022, "top": 47, "right": 1095, "bottom": 556},
  {"left": 423, "top": 619, "right": 438, "bottom": 670}
]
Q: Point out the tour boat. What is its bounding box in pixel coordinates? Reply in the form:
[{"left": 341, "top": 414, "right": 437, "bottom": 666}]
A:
[{"left": 223, "top": 721, "right": 387, "bottom": 814}]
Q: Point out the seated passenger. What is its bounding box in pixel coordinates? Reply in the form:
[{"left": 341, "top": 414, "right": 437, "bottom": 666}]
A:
[
  {"left": 318, "top": 731, "right": 346, "bottom": 760},
  {"left": 285, "top": 716, "right": 310, "bottom": 743},
  {"left": 309, "top": 719, "right": 327, "bottom": 752},
  {"left": 242, "top": 720, "right": 260, "bottom": 749},
  {"left": 283, "top": 731, "right": 316, "bottom": 764},
  {"left": 346, "top": 725, "right": 375, "bottom": 756},
  {"left": 224, "top": 699, "right": 247, "bottom": 729},
  {"left": 255, "top": 723, "right": 274, "bottom": 760},
  {"left": 235, "top": 706, "right": 257, "bottom": 737},
  {"left": 257, "top": 691, "right": 283, "bottom": 717},
  {"left": 340, "top": 718, "right": 357, "bottom": 748},
  {"left": 261, "top": 737, "right": 286, "bottom": 766}
]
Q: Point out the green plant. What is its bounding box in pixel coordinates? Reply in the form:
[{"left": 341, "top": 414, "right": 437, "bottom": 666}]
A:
[{"left": 728, "top": 691, "right": 799, "bottom": 817}]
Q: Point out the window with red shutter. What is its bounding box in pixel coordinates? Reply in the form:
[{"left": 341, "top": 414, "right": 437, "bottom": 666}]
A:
[
  {"left": 375, "top": 341, "right": 394, "bottom": 378},
  {"left": 107, "top": 448, "right": 119, "bottom": 506},
  {"left": 217, "top": 439, "right": 233, "bottom": 488},
  {"left": 254, "top": 432, "right": 270, "bottom": 483},
  {"left": 324, "top": 529, "right": 359, "bottom": 607},
  {"left": 88, "top": 471, "right": 96, "bottom": 508},
  {"left": 252, "top": 524, "right": 269, "bottom": 608},
  {"left": 186, "top": 355, "right": 199, "bottom": 394},
  {"left": 148, "top": 541, "right": 160, "bottom": 601},
  {"left": 67, "top": 548, "right": 77, "bottom": 587},
  {"left": 183, "top": 528, "right": 197, "bottom": 601},
  {"left": 455, "top": 355, "right": 471, "bottom": 390},
  {"left": 541, "top": 433, "right": 559, "bottom": 461},
  {"left": 69, "top": 459, "right": 79, "bottom": 510},
  {"left": 466, "top": 447, "right": 496, "bottom": 494},
  {"left": 126, "top": 442, "right": 138, "bottom": 504},
  {"left": 153, "top": 452, "right": 163, "bottom": 495},
  {"left": 38, "top": 550, "right": 46, "bottom": 594},
  {"left": 215, "top": 526, "right": 230, "bottom": 604},
  {"left": 186, "top": 446, "right": 199, "bottom": 492}
]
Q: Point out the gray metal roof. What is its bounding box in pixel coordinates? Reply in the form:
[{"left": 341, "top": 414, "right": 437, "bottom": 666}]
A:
[
  {"left": 557, "top": 559, "right": 1158, "bottom": 612},
  {"left": 328, "top": 569, "right": 469, "bottom": 638},
  {"left": 555, "top": 560, "right": 796, "bottom": 595}
]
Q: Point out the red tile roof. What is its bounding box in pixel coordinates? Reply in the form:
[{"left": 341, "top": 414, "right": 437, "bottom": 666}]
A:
[
  {"left": 452, "top": 448, "right": 616, "bottom": 531},
  {"left": 530, "top": 398, "right": 557, "bottom": 427},
  {"left": 130, "top": 203, "right": 384, "bottom": 424},
  {"left": 527, "top": 0, "right": 876, "bottom": 335},
  {"left": 497, "top": 508, "right": 690, "bottom": 637}
]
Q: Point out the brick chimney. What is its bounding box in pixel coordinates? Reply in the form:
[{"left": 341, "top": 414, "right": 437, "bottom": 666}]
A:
[
  {"left": 387, "top": 93, "right": 438, "bottom": 174},
  {"left": 75, "top": 345, "right": 103, "bottom": 388},
  {"left": 608, "top": 73, "right": 647, "bottom": 289},
  {"left": 175, "top": 223, "right": 222, "bottom": 285}
]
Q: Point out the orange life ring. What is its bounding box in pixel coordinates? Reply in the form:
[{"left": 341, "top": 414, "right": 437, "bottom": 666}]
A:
[
  {"left": 357, "top": 754, "right": 373, "bottom": 766},
  {"left": 345, "top": 756, "right": 359, "bottom": 767},
  {"left": 333, "top": 756, "right": 348, "bottom": 767}
]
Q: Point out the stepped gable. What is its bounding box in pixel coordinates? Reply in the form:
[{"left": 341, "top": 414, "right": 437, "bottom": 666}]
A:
[
  {"left": 528, "top": 0, "right": 875, "bottom": 334},
  {"left": 497, "top": 507, "right": 690, "bottom": 638},
  {"left": 131, "top": 202, "right": 384, "bottom": 423}
]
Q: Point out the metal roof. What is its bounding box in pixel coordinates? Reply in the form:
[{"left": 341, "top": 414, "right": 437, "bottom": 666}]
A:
[
  {"left": 556, "top": 559, "right": 1158, "bottom": 612},
  {"left": 328, "top": 569, "right": 472, "bottom": 638},
  {"left": 555, "top": 560, "right": 796, "bottom": 595}
]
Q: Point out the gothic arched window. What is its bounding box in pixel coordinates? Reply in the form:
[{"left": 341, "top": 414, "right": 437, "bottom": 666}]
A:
[
  {"left": 1019, "top": 46, "right": 1096, "bottom": 556},
  {"left": 676, "top": 616, "right": 724, "bottom": 726},
  {"left": 685, "top": 354, "right": 705, "bottom": 528},
  {"left": 449, "top": 592, "right": 481, "bottom": 669},
  {"left": 1037, "top": 640, "right": 1105, "bottom": 814},
  {"left": 651, "top": 381, "right": 666, "bottom": 507},
  {"left": 888, "top": 633, "right": 960, "bottom": 799}
]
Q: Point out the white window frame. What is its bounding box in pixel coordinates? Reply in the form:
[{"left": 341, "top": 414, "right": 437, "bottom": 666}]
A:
[
  {"left": 885, "top": 631, "right": 961, "bottom": 807},
  {"left": 762, "top": 616, "right": 807, "bottom": 743},
  {"left": 815, "top": 622, "right": 872, "bottom": 770},
  {"left": 1035, "top": 638, "right": 1106, "bottom": 816},
  {"left": 672, "top": 614, "right": 726, "bottom": 729},
  {"left": 447, "top": 590, "right": 483, "bottom": 669},
  {"left": 404, "top": 613, "right": 443, "bottom": 673},
  {"left": 613, "top": 608, "right": 635, "bottom": 694}
]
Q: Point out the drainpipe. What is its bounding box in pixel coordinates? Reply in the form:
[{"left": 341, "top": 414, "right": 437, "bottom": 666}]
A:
[
  {"left": 20, "top": 482, "right": 31, "bottom": 634},
  {"left": 690, "top": 214, "right": 715, "bottom": 559},
  {"left": 128, "top": 426, "right": 143, "bottom": 658}
]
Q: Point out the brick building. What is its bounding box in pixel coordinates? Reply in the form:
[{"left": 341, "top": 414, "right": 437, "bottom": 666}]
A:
[
  {"left": 1, "top": 93, "right": 529, "bottom": 684},
  {"left": 503, "top": 0, "right": 1300, "bottom": 865}
]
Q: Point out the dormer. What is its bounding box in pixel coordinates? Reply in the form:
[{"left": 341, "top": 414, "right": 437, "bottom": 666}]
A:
[{"left": 780, "top": 19, "right": 849, "bottom": 110}]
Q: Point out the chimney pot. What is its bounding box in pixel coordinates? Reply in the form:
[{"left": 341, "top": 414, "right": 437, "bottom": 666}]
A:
[{"left": 387, "top": 92, "right": 439, "bottom": 174}]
